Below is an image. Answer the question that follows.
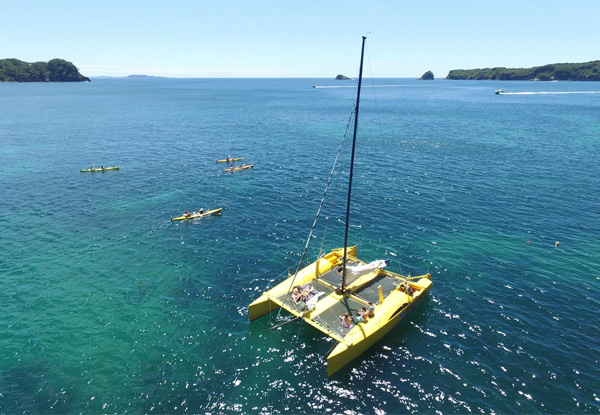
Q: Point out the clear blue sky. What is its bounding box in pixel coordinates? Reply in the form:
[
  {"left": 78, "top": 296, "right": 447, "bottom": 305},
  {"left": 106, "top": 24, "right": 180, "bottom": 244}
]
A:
[{"left": 2, "top": 0, "right": 599, "bottom": 78}]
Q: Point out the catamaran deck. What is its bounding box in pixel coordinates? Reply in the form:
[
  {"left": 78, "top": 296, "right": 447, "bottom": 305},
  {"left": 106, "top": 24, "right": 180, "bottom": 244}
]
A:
[
  {"left": 318, "top": 260, "right": 359, "bottom": 286},
  {"left": 273, "top": 266, "right": 404, "bottom": 339}
]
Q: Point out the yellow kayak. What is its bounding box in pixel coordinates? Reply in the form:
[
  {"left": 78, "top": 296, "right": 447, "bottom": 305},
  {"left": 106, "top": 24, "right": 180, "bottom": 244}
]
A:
[
  {"left": 223, "top": 164, "right": 253, "bottom": 172},
  {"left": 217, "top": 157, "right": 242, "bottom": 163},
  {"left": 80, "top": 166, "right": 120, "bottom": 172},
  {"left": 171, "top": 208, "right": 222, "bottom": 221}
]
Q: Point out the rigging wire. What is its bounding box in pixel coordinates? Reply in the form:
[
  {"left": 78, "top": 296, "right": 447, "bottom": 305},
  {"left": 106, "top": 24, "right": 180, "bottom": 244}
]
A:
[
  {"left": 365, "top": 40, "right": 387, "bottom": 144},
  {"left": 364, "top": 38, "right": 412, "bottom": 265},
  {"left": 273, "top": 107, "right": 357, "bottom": 323},
  {"left": 317, "top": 146, "right": 346, "bottom": 261}
]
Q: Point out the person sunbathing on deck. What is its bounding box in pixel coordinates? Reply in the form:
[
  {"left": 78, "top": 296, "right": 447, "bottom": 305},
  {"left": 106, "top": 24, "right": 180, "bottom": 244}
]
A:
[{"left": 300, "top": 285, "right": 313, "bottom": 302}]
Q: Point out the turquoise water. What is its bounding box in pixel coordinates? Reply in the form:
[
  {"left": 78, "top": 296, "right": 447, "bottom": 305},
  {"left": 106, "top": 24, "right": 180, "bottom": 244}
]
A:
[{"left": 1, "top": 78, "right": 599, "bottom": 413}]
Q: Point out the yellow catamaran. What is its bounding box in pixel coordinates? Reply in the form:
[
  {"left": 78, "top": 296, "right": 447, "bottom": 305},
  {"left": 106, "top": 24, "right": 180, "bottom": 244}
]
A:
[{"left": 248, "top": 36, "right": 432, "bottom": 376}]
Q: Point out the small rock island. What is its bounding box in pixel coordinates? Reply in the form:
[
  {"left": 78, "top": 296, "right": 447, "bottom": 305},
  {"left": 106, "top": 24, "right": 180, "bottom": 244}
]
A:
[
  {"left": 419, "top": 71, "right": 434, "bottom": 80},
  {"left": 0, "top": 58, "right": 90, "bottom": 82},
  {"left": 336, "top": 74, "right": 351, "bottom": 80}
]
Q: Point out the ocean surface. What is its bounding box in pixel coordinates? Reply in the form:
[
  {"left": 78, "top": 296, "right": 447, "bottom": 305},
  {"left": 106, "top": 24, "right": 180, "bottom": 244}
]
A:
[{"left": 1, "top": 77, "right": 599, "bottom": 414}]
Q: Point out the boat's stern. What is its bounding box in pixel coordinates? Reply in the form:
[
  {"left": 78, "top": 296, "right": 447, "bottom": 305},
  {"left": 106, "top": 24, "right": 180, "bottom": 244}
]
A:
[
  {"left": 412, "top": 274, "right": 433, "bottom": 300},
  {"left": 248, "top": 292, "right": 281, "bottom": 321}
]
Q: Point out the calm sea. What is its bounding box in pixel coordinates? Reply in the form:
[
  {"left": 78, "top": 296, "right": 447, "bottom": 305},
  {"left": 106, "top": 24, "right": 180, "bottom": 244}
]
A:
[{"left": 1, "top": 78, "right": 599, "bottom": 414}]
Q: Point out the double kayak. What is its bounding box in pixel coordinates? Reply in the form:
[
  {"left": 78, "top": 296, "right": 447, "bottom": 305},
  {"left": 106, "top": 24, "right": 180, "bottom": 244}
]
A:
[
  {"left": 81, "top": 166, "right": 120, "bottom": 172},
  {"left": 171, "top": 208, "right": 223, "bottom": 221},
  {"left": 217, "top": 157, "right": 242, "bottom": 163},
  {"left": 223, "top": 164, "right": 253, "bottom": 172}
]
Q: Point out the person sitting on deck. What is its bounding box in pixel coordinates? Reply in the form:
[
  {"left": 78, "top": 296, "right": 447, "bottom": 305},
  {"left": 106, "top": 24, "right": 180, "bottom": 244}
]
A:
[
  {"left": 399, "top": 282, "right": 414, "bottom": 296},
  {"left": 300, "top": 285, "right": 313, "bottom": 302},
  {"left": 353, "top": 310, "right": 366, "bottom": 324},
  {"left": 184, "top": 211, "right": 191, "bottom": 218},
  {"left": 199, "top": 208, "right": 204, "bottom": 214},
  {"left": 358, "top": 307, "right": 370, "bottom": 321},
  {"left": 340, "top": 312, "right": 354, "bottom": 329},
  {"left": 291, "top": 286, "right": 302, "bottom": 304},
  {"left": 366, "top": 301, "right": 375, "bottom": 318}
]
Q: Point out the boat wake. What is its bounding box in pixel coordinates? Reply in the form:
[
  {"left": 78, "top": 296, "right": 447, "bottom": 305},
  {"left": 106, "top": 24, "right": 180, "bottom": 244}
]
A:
[
  {"left": 500, "top": 91, "right": 600, "bottom": 95},
  {"left": 313, "top": 84, "right": 410, "bottom": 89}
]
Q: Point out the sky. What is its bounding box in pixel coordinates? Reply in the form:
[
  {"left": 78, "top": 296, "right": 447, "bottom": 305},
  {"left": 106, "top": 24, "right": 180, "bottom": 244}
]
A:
[{"left": 2, "top": 0, "right": 599, "bottom": 78}]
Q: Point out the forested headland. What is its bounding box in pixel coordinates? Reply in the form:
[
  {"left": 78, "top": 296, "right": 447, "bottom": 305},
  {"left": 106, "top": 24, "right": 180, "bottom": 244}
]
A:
[
  {"left": 446, "top": 61, "right": 600, "bottom": 81},
  {"left": 0, "top": 59, "right": 90, "bottom": 82}
]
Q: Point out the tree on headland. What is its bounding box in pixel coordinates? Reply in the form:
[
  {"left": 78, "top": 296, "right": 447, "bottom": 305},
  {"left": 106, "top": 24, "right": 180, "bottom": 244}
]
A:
[
  {"left": 446, "top": 60, "right": 600, "bottom": 81},
  {"left": 48, "top": 59, "right": 85, "bottom": 81},
  {"left": 0, "top": 58, "right": 90, "bottom": 82}
]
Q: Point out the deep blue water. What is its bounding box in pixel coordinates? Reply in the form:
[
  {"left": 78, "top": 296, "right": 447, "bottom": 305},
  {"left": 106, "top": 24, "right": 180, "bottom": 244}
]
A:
[{"left": 1, "top": 78, "right": 599, "bottom": 414}]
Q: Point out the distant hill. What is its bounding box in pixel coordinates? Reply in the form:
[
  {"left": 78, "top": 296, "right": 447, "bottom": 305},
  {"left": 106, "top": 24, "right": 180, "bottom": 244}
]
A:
[
  {"left": 0, "top": 58, "right": 90, "bottom": 82},
  {"left": 446, "top": 61, "right": 600, "bottom": 81},
  {"left": 127, "top": 74, "right": 168, "bottom": 79},
  {"left": 90, "top": 74, "right": 169, "bottom": 80}
]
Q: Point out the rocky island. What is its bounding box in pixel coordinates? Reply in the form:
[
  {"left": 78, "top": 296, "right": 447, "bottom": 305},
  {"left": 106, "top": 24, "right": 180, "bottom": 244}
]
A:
[
  {"left": 335, "top": 74, "right": 351, "bottom": 80},
  {"left": 0, "top": 58, "right": 90, "bottom": 82},
  {"left": 419, "top": 71, "right": 434, "bottom": 80},
  {"left": 446, "top": 60, "right": 600, "bottom": 81}
]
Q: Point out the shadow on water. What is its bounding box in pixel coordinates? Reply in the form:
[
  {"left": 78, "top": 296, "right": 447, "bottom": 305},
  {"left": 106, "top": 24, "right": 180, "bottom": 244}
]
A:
[{"left": 0, "top": 360, "right": 72, "bottom": 414}]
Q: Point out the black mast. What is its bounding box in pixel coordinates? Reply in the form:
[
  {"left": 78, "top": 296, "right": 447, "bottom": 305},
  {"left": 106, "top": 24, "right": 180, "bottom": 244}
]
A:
[{"left": 340, "top": 36, "right": 366, "bottom": 293}]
